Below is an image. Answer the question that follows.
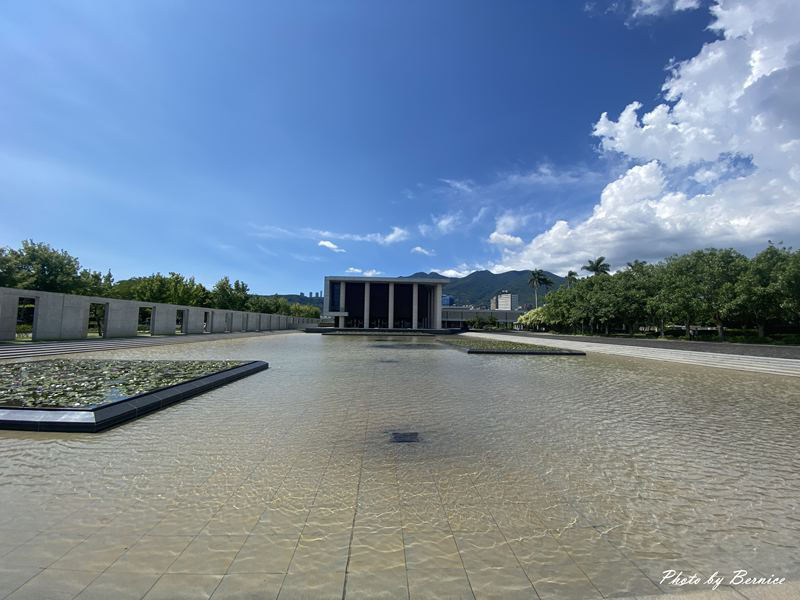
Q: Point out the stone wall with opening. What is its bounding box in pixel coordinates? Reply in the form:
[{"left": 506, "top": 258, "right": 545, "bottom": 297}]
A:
[{"left": 0, "top": 287, "right": 318, "bottom": 342}]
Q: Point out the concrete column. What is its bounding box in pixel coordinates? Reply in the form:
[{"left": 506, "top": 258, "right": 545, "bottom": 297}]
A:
[
  {"left": 151, "top": 305, "right": 177, "bottom": 335},
  {"left": 434, "top": 284, "right": 443, "bottom": 329},
  {"left": 105, "top": 302, "right": 139, "bottom": 338},
  {"left": 186, "top": 309, "right": 205, "bottom": 334},
  {"left": 0, "top": 292, "right": 17, "bottom": 341},
  {"left": 363, "top": 282, "right": 370, "bottom": 329},
  {"left": 388, "top": 282, "right": 395, "bottom": 329},
  {"left": 60, "top": 295, "right": 91, "bottom": 339},
  {"left": 412, "top": 283, "right": 418, "bottom": 330},
  {"left": 338, "top": 281, "right": 346, "bottom": 328}
]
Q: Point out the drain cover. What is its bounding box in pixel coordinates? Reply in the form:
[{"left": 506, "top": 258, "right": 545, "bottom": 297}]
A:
[{"left": 391, "top": 432, "right": 419, "bottom": 443}]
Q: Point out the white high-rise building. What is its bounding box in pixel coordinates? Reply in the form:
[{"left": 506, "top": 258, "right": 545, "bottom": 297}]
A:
[{"left": 490, "top": 290, "right": 518, "bottom": 311}]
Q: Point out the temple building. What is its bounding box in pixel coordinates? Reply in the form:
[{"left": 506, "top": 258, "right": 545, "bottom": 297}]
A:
[{"left": 322, "top": 276, "right": 448, "bottom": 329}]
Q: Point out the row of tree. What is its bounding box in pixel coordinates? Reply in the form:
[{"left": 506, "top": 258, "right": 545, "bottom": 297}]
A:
[
  {"left": 519, "top": 244, "right": 800, "bottom": 340},
  {"left": 0, "top": 240, "right": 320, "bottom": 318}
]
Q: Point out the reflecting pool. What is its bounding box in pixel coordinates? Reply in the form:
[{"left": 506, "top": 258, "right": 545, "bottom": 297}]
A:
[{"left": 0, "top": 332, "right": 797, "bottom": 599}]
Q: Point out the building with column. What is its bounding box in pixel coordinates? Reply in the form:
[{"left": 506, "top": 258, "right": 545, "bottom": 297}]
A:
[{"left": 322, "top": 276, "right": 449, "bottom": 330}]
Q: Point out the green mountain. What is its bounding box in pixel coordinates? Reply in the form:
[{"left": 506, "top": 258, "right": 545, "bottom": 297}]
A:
[{"left": 407, "top": 270, "right": 563, "bottom": 308}]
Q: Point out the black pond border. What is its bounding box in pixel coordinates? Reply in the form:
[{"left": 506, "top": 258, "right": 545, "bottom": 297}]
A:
[
  {"left": 466, "top": 349, "right": 586, "bottom": 356},
  {"left": 0, "top": 360, "right": 269, "bottom": 433}
]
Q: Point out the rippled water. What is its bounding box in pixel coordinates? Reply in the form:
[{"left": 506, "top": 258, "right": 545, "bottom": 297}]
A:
[{"left": 0, "top": 332, "right": 798, "bottom": 599}]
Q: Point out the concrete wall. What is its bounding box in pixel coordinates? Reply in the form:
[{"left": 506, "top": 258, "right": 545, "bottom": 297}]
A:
[
  {"left": 151, "top": 305, "right": 177, "bottom": 336},
  {"left": 442, "top": 308, "right": 524, "bottom": 326},
  {"left": 209, "top": 310, "right": 226, "bottom": 333},
  {"left": 105, "top": 302, "right": 140, "bottom": 338},
  {"left": 185, "top": 309, "right": 206, "bottom": 334},
  {"left": 0, "top": 286, "right": 319, "bottom": 341}
]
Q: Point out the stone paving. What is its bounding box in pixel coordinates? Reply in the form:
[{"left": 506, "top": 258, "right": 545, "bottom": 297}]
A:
[
  {"left": 467, "top": 332, "right": 800, "bottom": 377},
  {"left": 0, "top": 333, "right": 797, "bottom": 599}
]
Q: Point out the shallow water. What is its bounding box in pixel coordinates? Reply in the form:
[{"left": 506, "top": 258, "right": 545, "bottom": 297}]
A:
[{"left": 0, "top": 332, "right": 798, "bottom": 599}]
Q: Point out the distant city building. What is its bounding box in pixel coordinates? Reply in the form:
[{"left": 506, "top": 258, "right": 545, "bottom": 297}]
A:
[
  {"left": 300, "top": 292, "right": 305, "bottom": 297},
  {"left": 442, "top": 294, "right": 456, "bottom": 306},
  {"left": 490, "top": 290, "right": 518, "bottom": 311}
]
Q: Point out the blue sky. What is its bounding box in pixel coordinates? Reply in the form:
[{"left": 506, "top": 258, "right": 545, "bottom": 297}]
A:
[{"left": 3, "top": 0, "right": 798, "bottom": 294}]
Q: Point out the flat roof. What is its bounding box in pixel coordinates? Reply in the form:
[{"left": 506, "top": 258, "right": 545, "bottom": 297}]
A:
[{"left": 325, "top": 275, "right": 450, "bottom": 285}]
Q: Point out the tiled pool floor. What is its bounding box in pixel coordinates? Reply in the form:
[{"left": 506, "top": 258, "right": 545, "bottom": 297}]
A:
[{"left": 0, "top": 332, "right": 798, "bottom": 599}]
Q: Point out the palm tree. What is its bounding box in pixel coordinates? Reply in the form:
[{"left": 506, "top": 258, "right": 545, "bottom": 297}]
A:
[
  {"left": 582, "top": 256, "right": 611, "bottom": 276},
  {"left": 529, "top": 268, "right": 553, "bottom": 308},
  {"left": 564, "top": 270, "right": 578, "bottom": 289}
]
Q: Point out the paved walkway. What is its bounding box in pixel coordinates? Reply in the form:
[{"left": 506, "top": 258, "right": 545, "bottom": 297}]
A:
[
  {"left": 495, "top": 331, "right": 800, "bottom": 359},
  {"left": 466, "top": 332, "right": 800, "bottom": 378},
  {"left": 0, "top": 330, "right": 295, "bottom": 361}
]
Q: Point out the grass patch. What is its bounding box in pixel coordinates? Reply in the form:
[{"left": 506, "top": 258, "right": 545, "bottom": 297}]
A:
[{"left": 438, "top": 337, "right": 554, "bottom": 352}]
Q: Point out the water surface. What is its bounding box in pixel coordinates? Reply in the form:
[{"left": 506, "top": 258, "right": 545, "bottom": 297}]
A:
[{"left": 0, "top": 333, "right": 797, "bottom": 599}]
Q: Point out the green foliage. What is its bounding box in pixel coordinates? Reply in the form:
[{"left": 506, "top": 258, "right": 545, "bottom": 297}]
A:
[
  {"left": 528, "top": 268, "right": 554, "bottom": 308},
  {"left": 0, "top": 240, "right": 317, "bottom": 318},
  {"left": 581, "top": 256, "right": 611, "bottom": 276},
  {"left": 0, "top": 240, "right": 112, "bottom": 296},
  {"left": 517, "top": 243, "right": 800, "bottom": 341}
]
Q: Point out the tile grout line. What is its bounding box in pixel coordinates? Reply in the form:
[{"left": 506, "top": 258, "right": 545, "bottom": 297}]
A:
[
  {"left": 340, "top": 362, "right": 371, "bottom": 600},
  {"left": 462, "top": 470, "right": 543, "bottom": 600},
  {"left": 431, "top": 469, "right": 477, "bottom": 600}
]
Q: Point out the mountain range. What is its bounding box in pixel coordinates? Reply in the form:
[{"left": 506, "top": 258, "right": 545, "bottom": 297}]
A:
[{"left": 406, "top": 270, "right": 563, "bottom": 308}]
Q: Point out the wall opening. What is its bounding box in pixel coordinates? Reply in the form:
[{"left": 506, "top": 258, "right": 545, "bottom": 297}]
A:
[
  {"left": 176, "top": 309, "right": 187, "bottom": 334},
  {"left": 417, "top": 286, "right": 431, "bottom": 329},
  {"left": 88, "top": 303, "right": 108, "bottom": 338},
  {"left": 344, "top": 282, "right": 365, "bottom": 328},
  {"left": 16, "top": 297, "right": 36, "bottom": 340},
  {"left": 137, "top": 307, "right": 153, "bottom": 336},
  {"left": 369, "top": 283, "right": 389, "bottom": 328},
  {"left": 203, "top": 311, "right": 211, "bottom": 333},
  {"left": 394, "top": 284, "right": 413, "bottom": 329}
]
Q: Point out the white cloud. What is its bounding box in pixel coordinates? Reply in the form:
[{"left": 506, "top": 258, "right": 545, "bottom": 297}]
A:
[
  {"left": 310, "top": 226, "right": 409, "bottom": 245},
  {"left": 318, "top": 240, "right": 345, "bottom": 253},
  {"left": 346, "top": 267, "right": 382, "bottom": 276},
  {"left": 439, "top": 178, "right": 474, "bottom": 193},
  {"left": 488, "top": 232, "right": 524, "bottom": 246},
  {"left": 632, "top": 0, "right": 700, "bottom": 17},
  {"left": 435, "top": 267, "right": 472, "bottom": 278},
  {"left": 488, "top": 211, "right": 527, "bottom": 246},
  {"left": 495, "top": 0, "right": 800, "bottom": 274},
  {"left": 419, "top": 212, "right": 463, "bottom": 236},
  {"left": 250, "top": 224, "right": 296, "bottom": 239},
  {"left": 434, "top": 212, "right": 461, "bottom": 234},
  {"left": 411, "top": 246, "right": 435, "bottom": 256}
]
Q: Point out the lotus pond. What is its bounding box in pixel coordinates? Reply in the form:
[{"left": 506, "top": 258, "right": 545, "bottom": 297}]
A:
[{"left": 0, "top": 359, "right": 245, "bottom": 408}]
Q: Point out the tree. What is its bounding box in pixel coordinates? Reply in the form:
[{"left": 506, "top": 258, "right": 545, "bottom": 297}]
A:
[
  {"left": 211, "top": 277, "right": 250, "bottom": 311},
  {"left": 734, "top": 244, "right": 791, "bottom": 337},
  {"left": 9, "top": 240, "right": 95, "bottom": 294},
  {"left": 528, "top": 268, "right": 553, "bottom": 308},
  {"left": 0, "top": 247, "right": 17, "bottom": 288},
  {"left": 564, "top": 270, "right": 579, "bottom": 289},
  {"left": 781, "top": 249, "right": 800, "bottom": 319},
  {"left": 582, "top": 256, "right": 611, "bottom": 276},
  {"left": 690, "top": 248, "right": 748, "bottom": 340},
  {"left": 661, "top": 253, "right": 704, "bottom": 340}
]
